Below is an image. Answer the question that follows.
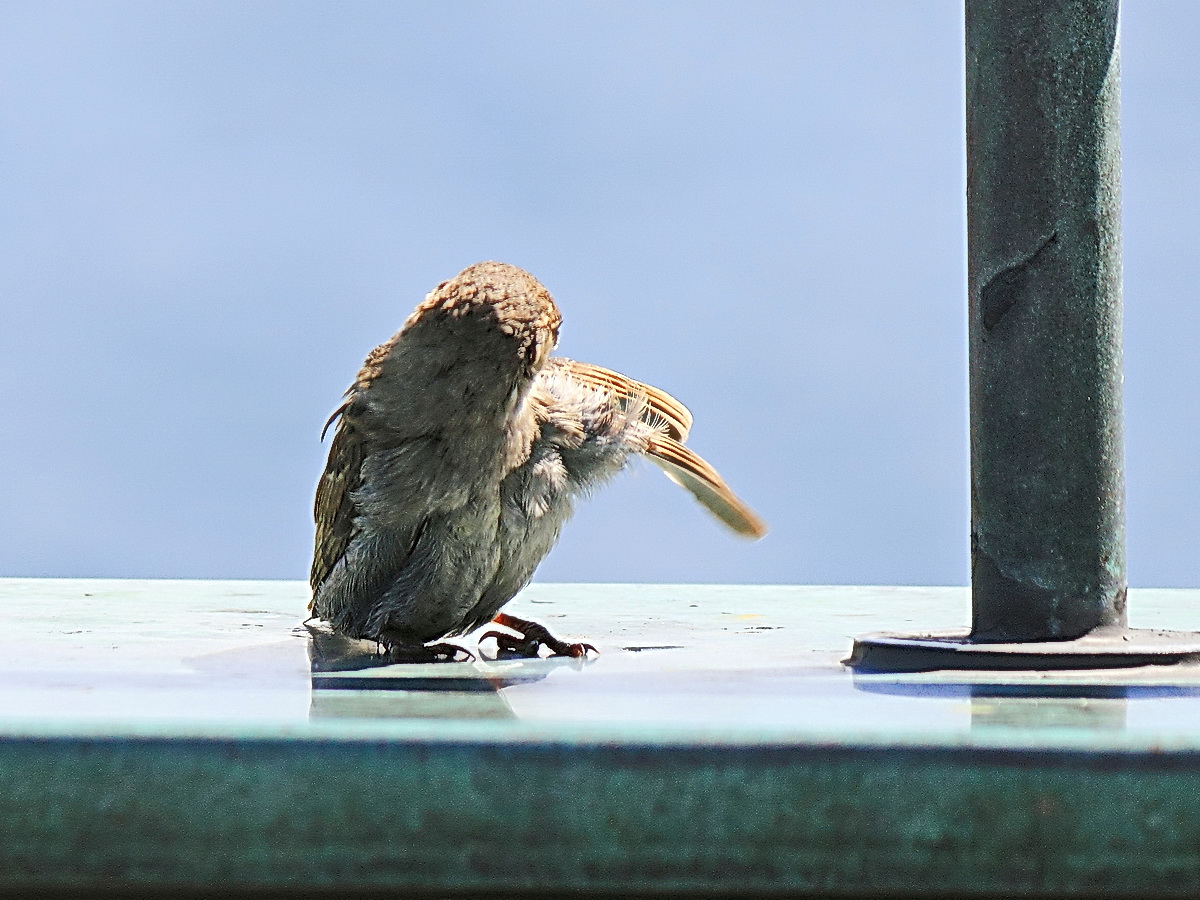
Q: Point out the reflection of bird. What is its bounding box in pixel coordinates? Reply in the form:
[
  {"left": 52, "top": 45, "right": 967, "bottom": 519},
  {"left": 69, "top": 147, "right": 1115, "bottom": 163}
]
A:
[{"left": 310, "top": 261, "right": 766, "bottom": 658}]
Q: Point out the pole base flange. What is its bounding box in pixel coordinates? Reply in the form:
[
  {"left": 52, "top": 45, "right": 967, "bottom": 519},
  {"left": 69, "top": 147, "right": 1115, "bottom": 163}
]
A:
[{"left": 846, "top": 627, "right": 1200, "bottom": 673}]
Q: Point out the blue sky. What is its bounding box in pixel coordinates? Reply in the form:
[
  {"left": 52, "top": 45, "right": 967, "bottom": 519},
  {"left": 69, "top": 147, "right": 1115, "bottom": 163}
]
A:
[{"left": 1, "top": 2, "right": 1198, "bottom": 587}]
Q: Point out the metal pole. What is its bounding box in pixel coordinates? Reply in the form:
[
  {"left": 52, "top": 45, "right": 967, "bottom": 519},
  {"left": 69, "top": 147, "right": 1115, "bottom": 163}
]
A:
[
  {"left": 847, "top": 0, "right": 1200, "bottom": 672},
  {"left": 967, "top": 0, "right": 1125, "bottom": 641}
]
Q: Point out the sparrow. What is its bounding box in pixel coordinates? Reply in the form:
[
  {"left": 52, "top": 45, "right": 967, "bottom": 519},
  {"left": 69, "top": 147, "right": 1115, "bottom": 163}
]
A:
[{"left": 310, "top": 261, "right": 765, "bottom": 659}]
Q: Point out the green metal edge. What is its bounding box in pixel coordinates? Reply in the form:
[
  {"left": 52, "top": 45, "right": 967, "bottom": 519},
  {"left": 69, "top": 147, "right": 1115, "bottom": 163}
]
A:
[{"left": 3, "top": 732, "right": 1200, "bottom": 897}]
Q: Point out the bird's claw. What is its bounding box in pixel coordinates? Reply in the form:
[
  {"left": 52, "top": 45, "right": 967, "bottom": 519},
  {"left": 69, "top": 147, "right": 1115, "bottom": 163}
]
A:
[
  {"left": 480, "top": 629, "right": 538, "bottom": 658},
  {"left": 377, "top": 640, "right": 475, "bottom": 663},
  {"left": 424, "top": 642, "right": 476, "bottom": 662},
  {"left": 560, "top": 640, "right": 598, "bottom": 659}
]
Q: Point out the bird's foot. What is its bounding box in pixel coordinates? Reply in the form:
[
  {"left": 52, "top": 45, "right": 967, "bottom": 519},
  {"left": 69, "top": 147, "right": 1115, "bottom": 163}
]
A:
[
  {"left": 423, "top": 641, "right": 476, "bottom": 662},
  {"left": 483, "top": 613, "right": 598, "bottom": 659},
  {"left": 377, "top": 639, "right": 475, "bottom": 663}
]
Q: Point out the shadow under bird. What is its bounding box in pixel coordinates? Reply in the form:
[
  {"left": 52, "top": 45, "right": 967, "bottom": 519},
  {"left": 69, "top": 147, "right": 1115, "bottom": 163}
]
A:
[{"left": 310, "top": 261, "right": 766, "bottom": 659}]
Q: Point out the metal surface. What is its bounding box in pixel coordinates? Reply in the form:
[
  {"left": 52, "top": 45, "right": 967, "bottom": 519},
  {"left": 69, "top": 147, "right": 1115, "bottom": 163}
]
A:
[{"left": 7, "top": 579, "right": 1200, "bottom": 896}]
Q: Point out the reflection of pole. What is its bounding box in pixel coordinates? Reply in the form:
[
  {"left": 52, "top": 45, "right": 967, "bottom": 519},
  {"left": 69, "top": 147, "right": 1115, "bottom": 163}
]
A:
[
  {"left": 967, "top": 0, "right": 1125, "bottom": 641},
  {"left": 970, "top": 689, "right": 1127, "bottom": 731}
]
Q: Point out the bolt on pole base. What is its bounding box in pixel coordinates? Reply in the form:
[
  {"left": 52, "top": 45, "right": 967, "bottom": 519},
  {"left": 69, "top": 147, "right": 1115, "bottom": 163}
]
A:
[{"left": 846, "top": 628, "right": 1200, "bottom": 674}]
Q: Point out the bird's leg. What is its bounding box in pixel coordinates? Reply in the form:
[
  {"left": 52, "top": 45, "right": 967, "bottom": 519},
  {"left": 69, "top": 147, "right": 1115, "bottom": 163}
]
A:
[{"left": 483, "top": 612, "right": 597, "bottom": 659}]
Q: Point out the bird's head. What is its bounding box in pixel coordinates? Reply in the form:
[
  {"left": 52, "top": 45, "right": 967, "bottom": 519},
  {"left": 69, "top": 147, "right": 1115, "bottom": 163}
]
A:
[{"left": 403, "top": 261, "right": 561, "bottom": 379}]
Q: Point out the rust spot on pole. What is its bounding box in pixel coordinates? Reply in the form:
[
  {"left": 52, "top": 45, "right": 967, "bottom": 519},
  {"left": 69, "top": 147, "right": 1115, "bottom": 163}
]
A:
[{"left": 980, "top": 231, "right": 1058, "bottom": 332}]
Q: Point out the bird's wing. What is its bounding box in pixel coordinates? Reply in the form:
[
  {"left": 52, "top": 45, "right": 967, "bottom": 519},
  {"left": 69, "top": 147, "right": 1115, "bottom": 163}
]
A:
[
  {"left": 546, "top": 357, "right": 765, "bottom": 539},
  {"left": 547, "top": 357, "right": 693, "bottom": 441},
  {"left": 644, "top": 433, "right": 768, "bottom": 539},
  {"left": 310, "top": 410, "right": 365, "bottom": 603}
]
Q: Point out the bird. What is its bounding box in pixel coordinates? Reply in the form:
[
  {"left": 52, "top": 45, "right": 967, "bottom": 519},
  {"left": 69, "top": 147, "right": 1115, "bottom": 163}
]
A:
[{"left": 309, "top": 261, "right": 766, "bottom": 659}]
